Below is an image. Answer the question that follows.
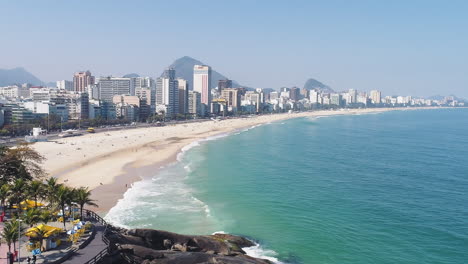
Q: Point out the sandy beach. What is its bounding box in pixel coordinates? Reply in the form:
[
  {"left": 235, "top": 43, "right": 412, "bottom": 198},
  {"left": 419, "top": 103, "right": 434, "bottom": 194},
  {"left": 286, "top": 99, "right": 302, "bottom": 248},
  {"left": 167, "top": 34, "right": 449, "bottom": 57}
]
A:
[{"left": 32, "top": 107, "right": 440, "bottom": 213}]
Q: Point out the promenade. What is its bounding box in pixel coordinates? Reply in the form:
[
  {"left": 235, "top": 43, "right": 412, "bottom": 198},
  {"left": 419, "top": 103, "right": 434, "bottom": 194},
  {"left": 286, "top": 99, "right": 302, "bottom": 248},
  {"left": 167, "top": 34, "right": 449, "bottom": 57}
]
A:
[{"left": 1, "top": 210, "right": 110, "bottom": 264}]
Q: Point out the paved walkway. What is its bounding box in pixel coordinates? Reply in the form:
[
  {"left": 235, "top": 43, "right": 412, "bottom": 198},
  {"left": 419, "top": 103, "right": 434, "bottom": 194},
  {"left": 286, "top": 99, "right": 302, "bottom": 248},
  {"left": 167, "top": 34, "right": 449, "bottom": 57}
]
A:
[
  {"left": 64, "top": 223, "right": 107, "bottom": 264},
  {"left": 0, "top": 223, "right": 7, "bottom": 264}
]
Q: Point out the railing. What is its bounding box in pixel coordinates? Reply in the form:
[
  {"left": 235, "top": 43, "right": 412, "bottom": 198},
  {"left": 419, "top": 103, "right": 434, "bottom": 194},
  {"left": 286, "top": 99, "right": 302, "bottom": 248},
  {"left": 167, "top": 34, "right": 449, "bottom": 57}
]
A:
[
  {"left": 83, "top": 247, "right": 109, "bottom": 264},
  {"left": 82, "top": 209, "right": 112, "bottom": 264},
  {"left": 80, "top": 209, "right": 133, "bottom": 264}
]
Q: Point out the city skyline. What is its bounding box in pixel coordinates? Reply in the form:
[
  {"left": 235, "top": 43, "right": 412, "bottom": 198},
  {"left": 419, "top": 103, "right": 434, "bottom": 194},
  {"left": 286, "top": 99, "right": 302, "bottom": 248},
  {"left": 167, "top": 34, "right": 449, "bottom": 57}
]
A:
[{"left": 1, "top": 1, "right": 468, "bottom": 98}]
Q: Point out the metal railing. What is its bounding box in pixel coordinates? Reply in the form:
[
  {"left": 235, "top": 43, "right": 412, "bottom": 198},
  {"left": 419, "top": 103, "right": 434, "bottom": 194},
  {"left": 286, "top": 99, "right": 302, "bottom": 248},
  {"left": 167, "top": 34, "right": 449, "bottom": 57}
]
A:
[
  {"left": 83, "top": 248, "right": 109, "bottom": 264},
  {"left": 80, "top": 209, "right": 133, "bottom": 264},
  {"left": 82, "top": 209, "right": 111, "bottom": 264}
]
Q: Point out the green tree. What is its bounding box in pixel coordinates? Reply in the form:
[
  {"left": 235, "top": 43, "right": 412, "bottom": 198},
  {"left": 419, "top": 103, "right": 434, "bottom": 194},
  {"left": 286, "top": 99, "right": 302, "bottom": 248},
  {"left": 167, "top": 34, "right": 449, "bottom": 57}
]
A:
[
  {"left": 0, "top": 184, "right": 10, "bottom": 214},
  {"left": 28, "top": 180, "right": 44, "bottom": 208},
  {"left": 0, "top": 144, "right": 45, "bottom": 184},
  {"left": 40, "top": 210, "right": 52, "bottom": 225},
  {"left": 9, "top": 179, "right": 26, "bottom": 210},
  {"left": 22, "top": 208, "right": 42, "bottom": 227},
  {"left": 44, "top": 177, "right": 61, "bottom": 205},
  {"left": 25, "top": 226, "right": 48, "bottom": 251},
  {"left": 75, "top": 187, "right": 98, "bottom": 219},
  {"left": 2, "top": 219, "right": 22, "bottom": 253},
  {"left": 54, "top": 185, "right": 72, "bottom": 230}
]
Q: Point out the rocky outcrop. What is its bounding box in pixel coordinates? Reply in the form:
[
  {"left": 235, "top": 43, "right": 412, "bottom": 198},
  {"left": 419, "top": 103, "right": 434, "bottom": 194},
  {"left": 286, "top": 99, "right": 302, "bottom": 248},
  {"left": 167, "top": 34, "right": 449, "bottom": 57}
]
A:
[{"left": 101, "top": 227, "right": 272, "bottom": 264}]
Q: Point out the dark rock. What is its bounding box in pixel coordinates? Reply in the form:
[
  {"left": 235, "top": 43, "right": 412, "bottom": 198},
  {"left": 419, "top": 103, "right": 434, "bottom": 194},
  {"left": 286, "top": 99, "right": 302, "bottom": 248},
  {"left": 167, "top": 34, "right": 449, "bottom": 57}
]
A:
[
  {"left": 163, "top": 239, "right": 173, "bottom": 249},
  {"left": 104, "top": 227, "right": 271, "bottom": 264}
]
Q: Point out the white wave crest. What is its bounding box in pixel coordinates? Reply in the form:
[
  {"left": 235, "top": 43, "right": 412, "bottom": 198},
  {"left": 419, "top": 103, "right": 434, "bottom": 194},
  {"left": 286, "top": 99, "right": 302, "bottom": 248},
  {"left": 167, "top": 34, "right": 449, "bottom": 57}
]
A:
[{"left": 243, "top": 242, "right": 285, "bottom": 264}]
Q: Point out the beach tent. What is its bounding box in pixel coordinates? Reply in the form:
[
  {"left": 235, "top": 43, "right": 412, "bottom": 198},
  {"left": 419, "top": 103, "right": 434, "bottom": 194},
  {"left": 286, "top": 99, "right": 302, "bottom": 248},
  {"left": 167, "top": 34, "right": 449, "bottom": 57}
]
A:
[{"left": 25, "top": 224, "right": 63, "bottom": 238}]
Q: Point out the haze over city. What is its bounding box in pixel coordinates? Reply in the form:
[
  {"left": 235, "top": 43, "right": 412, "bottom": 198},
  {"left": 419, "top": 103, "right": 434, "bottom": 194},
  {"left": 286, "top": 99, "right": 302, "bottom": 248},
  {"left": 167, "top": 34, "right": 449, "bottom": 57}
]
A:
[{"left": 1, "top": 0, "right": 468, "bottom": 98}]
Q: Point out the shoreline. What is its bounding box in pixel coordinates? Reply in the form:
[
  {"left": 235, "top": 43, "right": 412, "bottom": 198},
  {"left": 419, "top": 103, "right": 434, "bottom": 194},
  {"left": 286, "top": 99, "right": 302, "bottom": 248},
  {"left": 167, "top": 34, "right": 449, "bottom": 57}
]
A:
[{"left": 32, "top": 107, "right": 452, "bottom": 214}]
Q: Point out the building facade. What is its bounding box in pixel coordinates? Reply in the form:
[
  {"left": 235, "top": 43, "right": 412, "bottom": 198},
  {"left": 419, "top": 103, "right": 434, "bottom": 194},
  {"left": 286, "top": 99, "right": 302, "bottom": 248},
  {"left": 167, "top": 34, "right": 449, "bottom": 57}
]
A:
[
  {"left": 97, "top": 77, "right": 133, "bottom": 103},
  {"left": 156, "top": 68, "right": 179, "bottom": 116},
  {"left": 177, "top": 78, "right": 188, "bottom": 114},
  {"left": 73, "top": 71, "right": 95, "bottom": 93},
  {"left": 193, "top": 65, "right": 211, "bottom": 110},
  {"left": 188, "top": 90, "right": 202, "bottom": 117}
]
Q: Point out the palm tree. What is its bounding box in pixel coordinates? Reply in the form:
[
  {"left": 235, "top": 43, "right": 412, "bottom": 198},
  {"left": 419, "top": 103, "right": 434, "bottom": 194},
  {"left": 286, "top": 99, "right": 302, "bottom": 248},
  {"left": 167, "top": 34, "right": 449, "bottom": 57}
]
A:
[
  {"left": 45, "top": 177, "right": 60, "bottom": 199},
  {"left": 39, "top": 210, "right": 52, "bottom": 225},
  {"left": 54, "top": 185, "right": 72, "bottom": 230},
  {"left": 75, "top": 187, "right": 98, "bottom": 219},
  {"left": 2, "top": 219, "right": 21, "bottom": 253},
  {"left": 22, "top": 208, "right": 42, "bottom": 227},
  {"left": 9, "top": 179, "right": 26, "bottom": 211},
  {"left": 26, "top": 226, "right": 48, "bottom": 251},
  {"left": 0, "top": 184, "right": 10, "bottom": 214},
  {"left": 27, "top": 180, "right": 43, "bottom": 207}
]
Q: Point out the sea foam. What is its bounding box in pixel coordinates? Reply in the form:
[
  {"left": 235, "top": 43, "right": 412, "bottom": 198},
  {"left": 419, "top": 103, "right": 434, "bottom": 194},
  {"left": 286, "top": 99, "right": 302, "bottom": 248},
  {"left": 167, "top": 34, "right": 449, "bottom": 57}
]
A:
[{"left": 242, "top": 243, "right": 285, "bottom": 263}]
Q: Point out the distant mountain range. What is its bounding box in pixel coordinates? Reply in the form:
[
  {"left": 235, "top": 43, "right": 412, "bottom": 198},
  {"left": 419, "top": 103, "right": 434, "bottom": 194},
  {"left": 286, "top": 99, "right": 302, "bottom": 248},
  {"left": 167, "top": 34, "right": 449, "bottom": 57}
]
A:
[
  {"left": 123, "top": 73, "right": 140, "bottom": 78},
  {"left": 0, "top": 67, "right": 45, "bottom": 86},
  {"left": 303, "top": 78, "right": 335, "bottom": 93},
  {"left": 160, "top": 56, "right": 243, "bottom": 90},
  {"left": 1, "top": 62, "right": 464, "bottom": 102}
]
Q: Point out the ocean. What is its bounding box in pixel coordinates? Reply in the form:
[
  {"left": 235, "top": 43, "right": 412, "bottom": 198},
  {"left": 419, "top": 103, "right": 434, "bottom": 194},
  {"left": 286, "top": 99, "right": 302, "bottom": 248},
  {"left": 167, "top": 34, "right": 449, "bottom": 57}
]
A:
[{"left": 105, "top": 108, "right": 468, "bottom": 264}]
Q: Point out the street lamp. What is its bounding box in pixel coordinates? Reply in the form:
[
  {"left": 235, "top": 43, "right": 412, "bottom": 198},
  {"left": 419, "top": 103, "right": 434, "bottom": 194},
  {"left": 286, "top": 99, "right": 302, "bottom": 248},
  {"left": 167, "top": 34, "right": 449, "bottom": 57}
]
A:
[{"left": 16, "top": 219, "right": 23, "bottom": 263}]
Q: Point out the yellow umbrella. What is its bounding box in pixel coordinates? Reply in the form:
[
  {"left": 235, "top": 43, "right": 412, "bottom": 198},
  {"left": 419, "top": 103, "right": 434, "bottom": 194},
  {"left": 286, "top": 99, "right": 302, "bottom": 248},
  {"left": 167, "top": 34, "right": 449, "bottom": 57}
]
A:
[
  {"left": 26, "top": 224, "right": 63, "bottom": 238},
  {"left": 21, "top": 199, "right": 46, "bottom": 208},
  {"left": 13, "top": 200, "right": 46, "bottom": 209}
]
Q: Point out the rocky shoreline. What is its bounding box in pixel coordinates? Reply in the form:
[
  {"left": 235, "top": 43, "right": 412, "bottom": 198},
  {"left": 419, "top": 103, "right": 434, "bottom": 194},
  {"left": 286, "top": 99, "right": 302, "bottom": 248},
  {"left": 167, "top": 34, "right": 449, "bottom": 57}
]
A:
[{"left": 100, "top": 226, "right": 272, "bottom": 264}]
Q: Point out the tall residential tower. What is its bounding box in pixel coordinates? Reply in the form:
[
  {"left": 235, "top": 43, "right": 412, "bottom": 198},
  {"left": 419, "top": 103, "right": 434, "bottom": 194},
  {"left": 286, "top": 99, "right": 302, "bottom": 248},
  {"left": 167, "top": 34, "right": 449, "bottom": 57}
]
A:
[
  {"left": 73, "top": 71, "right": 95, "bottom": 93},
  {"left": 193, "top": 65, "right": 211, "bottom": 113}
]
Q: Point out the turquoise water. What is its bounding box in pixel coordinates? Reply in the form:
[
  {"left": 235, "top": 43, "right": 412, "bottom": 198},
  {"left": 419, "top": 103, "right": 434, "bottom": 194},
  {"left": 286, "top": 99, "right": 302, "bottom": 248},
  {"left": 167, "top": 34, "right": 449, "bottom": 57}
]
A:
[{"left": 106, "top": 108, "right": 468, "bottom": 263}]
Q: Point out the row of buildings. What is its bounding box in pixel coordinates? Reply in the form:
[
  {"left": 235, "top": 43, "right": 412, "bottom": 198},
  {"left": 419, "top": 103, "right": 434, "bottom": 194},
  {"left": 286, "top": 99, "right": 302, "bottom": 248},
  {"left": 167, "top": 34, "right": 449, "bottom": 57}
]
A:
[{"left": 0, "top": 67, "right": 465, "bottom": 129}]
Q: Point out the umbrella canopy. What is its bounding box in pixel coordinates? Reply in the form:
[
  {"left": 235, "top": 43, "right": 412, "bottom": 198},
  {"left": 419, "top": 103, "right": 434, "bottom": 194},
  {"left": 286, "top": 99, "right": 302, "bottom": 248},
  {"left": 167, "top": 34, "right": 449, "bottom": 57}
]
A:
[
  {"left": 12, "top": 200, "right": 46, "bottom": 209},
  {"left": 26, "top": 224, "right": 63, "bottom": 238}
]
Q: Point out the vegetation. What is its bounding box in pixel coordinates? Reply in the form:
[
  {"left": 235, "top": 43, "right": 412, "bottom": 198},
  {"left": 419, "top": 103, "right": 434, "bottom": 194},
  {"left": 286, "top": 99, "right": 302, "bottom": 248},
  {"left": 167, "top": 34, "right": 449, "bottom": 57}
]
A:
[{"left": 0, "top": 144, "right": 98, "bottom": 254}]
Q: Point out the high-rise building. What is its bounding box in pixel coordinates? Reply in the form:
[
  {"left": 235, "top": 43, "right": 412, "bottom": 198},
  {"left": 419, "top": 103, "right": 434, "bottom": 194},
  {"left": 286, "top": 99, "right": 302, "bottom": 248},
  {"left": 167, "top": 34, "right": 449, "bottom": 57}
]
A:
[
  {"left": 357, "top": 93, "right": 368, "bottom": 105},
  {"left": 221, "top": 88, "right": 241, "bottom": 110},
  {"left": 131, "top": 77, "right": 154, "bottom": 89},
  {"left": 290, "top": 87, "right": 301, "bottom": 101},
  {"left": 136, "top": 88, "right": 151, "bottom": 106},
  {"left": 80, "top": 93, "right": 89, "bottom": 119},
  {"left": 156, "top": 68, "right": 179, "bottom": 116},
  {"left": 301, "top": 88, "right": 309, "bottom": 99},
  {"left": 97, "top": 77, "right": 133, "bottom": 103},
  {"left": 370, "top": 90, "right": 382, "bottom": 104},
  {"left": 330, "top": 93, "right": 342, "bottom": 106},
  {"left": 73, "top": 71, "right": 95, "bottom": 93},
  {"left": 245, "top": 91, "right": 261, "bottom": 112},
  {"left": 310, "top": 90, "right": 320, "bottom": 104},
  {"left": 193, "top": 65, "right": 211, "bottom": 109},
  {"left": 348, "top": 89, "right": 358, "bottom": 104},
  {"left": 218, "top": 79, "right": 232, "bottom": 92},
  {"left": 177, "top": 78, "right": 188, "bottom": 114},
  {"left": 270, "top": 91, "right": 279, "bottom": 101},
  {"left": 56, "top": 80, "right": 73, "bottom": 91},
  {"left": 188, "top": 90, "right": 202, "bottom": 117}
]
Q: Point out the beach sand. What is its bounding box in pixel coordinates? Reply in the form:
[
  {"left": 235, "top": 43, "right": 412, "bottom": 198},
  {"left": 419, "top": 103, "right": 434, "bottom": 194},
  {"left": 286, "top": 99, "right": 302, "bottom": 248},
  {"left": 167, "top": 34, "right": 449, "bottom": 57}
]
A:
[{"left": 32, "top": 107, "right": 439, "bottom": 213}]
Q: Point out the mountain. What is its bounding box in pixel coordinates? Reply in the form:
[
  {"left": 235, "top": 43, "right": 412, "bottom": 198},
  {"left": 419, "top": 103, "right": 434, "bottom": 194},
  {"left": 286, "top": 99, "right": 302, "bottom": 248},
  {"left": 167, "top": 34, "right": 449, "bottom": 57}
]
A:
[
  {"left": 0, "top": 67, "right": 44, "bottom": 86},
  {"left": 123, "top": 73, "right": 140, "bottom": 78},
  {"left": 303, "top": 78, "right": 335, "bottom": 93},
  {"left": 161, "top": 56, "right": 243, "bottom": 90}
]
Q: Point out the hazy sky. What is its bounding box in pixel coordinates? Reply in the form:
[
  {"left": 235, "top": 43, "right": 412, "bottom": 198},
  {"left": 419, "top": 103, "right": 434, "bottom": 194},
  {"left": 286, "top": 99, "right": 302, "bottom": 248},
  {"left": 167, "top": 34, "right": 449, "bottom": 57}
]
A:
[{"left": 1, "top": 0, "right": 467, "bottom": 98}]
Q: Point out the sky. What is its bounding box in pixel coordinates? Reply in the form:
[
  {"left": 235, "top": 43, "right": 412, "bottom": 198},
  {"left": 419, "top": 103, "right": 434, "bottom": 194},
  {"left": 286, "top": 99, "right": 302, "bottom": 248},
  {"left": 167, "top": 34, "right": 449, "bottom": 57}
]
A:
[{"left": 1, "top": 0, "right": 467, "bottom": 98}]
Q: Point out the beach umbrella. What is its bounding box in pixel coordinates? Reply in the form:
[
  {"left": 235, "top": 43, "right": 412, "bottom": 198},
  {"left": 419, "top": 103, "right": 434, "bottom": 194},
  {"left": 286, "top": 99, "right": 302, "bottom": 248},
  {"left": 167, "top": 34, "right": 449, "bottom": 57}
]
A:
[{"left": 26, "top": 224, "right": 63, "bottom": 238}]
